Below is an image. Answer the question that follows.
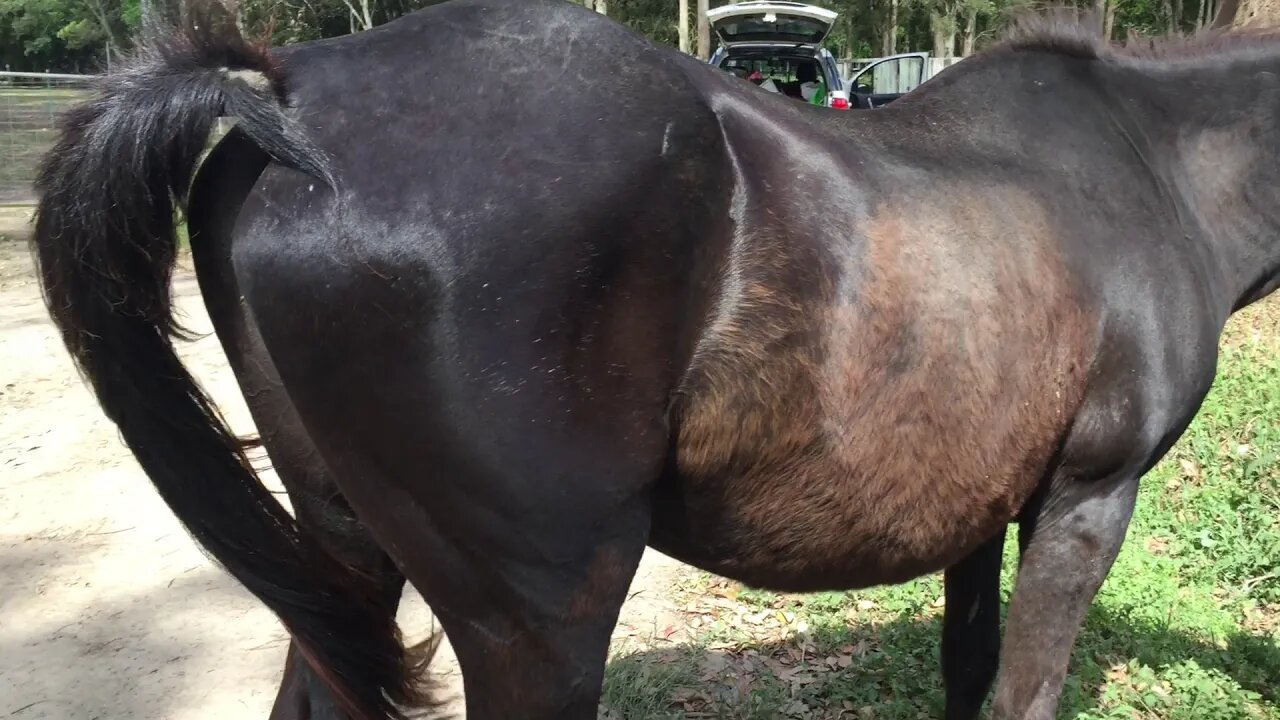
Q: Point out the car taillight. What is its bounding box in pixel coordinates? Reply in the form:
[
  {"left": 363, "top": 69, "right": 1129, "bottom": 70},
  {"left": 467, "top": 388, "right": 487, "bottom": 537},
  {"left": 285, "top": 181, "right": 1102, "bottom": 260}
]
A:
[{"left": 830, "top": 97, "right": 851, "bottom": 110}]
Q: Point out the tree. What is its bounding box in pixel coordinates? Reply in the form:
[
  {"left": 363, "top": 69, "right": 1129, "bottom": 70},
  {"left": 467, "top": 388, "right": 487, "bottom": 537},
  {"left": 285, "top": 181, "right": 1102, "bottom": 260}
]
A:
[
  {"left": 1213, "top": 0, "right": 1280, "bottom": 26},
  {"left": 929, "top": 0, "right": 957, "bottom": 57},
  {"left": 960, "top": 0, "right": 990, "bottom": 55},
  {"left": 696, "top": 0, "right": 708, "bottom": 58},
  {"left": 678, "top": 0, "right": 687, "bottom": 52},
  {"left": 0, "top": 0, "right": 1248, "bottom": 74},
  {"left": 1199, "top": 0, "right": 1217, "bottom": 27},
  {"left": 339, "top": 0, "right": 373, "bottom": 31},
  {"left": 0, "top": 0, "right": 126, "bottom": 70},
  {"left": 883, "top": 0, "right": 898, "bottom": 53}
]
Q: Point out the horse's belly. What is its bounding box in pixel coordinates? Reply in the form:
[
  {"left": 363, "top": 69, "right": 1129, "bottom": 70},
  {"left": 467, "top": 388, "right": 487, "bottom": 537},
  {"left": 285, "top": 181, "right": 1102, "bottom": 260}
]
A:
[{"left": 650, "top": 457, "right": 1031, "bottom": 592}]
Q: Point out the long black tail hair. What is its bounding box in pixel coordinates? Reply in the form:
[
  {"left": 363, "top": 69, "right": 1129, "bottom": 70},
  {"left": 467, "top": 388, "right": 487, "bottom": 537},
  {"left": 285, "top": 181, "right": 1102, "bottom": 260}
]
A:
[{"left": 30, "top": 5, "right": 429, "bottom": 719}]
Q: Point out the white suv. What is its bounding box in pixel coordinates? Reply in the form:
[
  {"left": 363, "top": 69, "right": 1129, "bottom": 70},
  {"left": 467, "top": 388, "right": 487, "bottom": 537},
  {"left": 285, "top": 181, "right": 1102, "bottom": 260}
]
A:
[{"left": 707, "top": 1, "right": 927, "bottom": 110}]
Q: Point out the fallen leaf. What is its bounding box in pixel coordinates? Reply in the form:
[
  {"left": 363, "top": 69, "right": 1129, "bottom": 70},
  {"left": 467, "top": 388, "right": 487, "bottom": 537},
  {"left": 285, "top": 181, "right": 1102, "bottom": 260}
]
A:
[{"left": 1178, "top": 458, "right": 1199, "bottom": 478}]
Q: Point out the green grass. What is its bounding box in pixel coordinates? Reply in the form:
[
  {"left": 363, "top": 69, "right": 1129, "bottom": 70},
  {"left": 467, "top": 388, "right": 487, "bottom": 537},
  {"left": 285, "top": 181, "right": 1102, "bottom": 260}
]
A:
[{"left": 602, "top": 298, "right": 1280, "bottom": 719}]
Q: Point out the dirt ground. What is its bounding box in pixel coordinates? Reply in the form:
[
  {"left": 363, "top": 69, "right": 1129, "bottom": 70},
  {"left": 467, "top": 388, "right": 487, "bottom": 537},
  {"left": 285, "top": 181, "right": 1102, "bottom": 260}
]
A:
[{"left": 0, "top": 232, "right": 685, "bottom": 719}]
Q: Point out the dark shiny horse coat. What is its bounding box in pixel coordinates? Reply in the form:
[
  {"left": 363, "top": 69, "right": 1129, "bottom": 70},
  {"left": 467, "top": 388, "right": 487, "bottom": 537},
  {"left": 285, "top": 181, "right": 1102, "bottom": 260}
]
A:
[{"left": 30, "top": 1, "right": 1280, "bottom": 718}]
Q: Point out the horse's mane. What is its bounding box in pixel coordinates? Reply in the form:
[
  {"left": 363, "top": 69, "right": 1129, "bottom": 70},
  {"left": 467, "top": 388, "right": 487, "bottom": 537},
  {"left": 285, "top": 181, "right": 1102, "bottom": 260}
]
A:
[{"left": 994, "top": 8, "right": 1280, "bottom": 64}]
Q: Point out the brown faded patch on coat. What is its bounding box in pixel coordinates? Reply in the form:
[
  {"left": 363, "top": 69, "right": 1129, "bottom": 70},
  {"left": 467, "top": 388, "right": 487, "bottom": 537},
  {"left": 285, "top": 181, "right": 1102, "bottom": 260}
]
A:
[
  {"left": 1178, "top": 125, "right": 1257, "bottom": 228},
  {"left": 668, "top": 187, "right": 1096, "bottom": 591}
]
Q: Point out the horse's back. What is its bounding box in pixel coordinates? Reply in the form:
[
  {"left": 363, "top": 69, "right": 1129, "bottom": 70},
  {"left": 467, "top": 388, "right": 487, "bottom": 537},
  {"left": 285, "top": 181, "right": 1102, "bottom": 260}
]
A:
[{"left": 270, "top": 0, "right": 715, "bottom": 218}]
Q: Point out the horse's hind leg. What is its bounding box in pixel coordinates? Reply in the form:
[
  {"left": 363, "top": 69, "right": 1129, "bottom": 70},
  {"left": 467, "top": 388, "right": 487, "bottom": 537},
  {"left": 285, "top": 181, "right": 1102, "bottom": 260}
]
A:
[
  {"left": 191, "top": 262, "right": 408, "bottom": 719},
  {"left": 267, "top": 480, "right": 407, "bottom": 720},
  {"left": 187, "top": 132, "right": 414, "bottom": 718},
  {"left": 989, "top": 473, "right": 1139, "bottom": 720},
  {"left": 330, "top": 459, "right": 654, "bottom": 720},
  {"left": 230, "top": 363, "right": 408, "bottom": 720},
  {"left": 431, "top": 515, "right": 649, "bottom": 720},
  {"left": 238, "top": 388, "right": 409, "bottom": 720},
  {"left": 942, "top": 527, "right": 1006, "bottom": 720}
]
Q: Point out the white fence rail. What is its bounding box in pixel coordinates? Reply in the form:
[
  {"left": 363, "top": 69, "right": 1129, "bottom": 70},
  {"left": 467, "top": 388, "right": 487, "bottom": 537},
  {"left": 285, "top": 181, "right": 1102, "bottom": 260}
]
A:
[{"left": 0, "top": 71, "right": 94, "bottom": 206}]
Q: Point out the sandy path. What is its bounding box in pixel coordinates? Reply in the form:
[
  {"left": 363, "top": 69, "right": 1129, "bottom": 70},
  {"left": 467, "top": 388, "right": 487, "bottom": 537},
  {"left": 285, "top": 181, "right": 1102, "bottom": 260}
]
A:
[{"left": 0, "top": 239, "right": 684, "bottom": 719}]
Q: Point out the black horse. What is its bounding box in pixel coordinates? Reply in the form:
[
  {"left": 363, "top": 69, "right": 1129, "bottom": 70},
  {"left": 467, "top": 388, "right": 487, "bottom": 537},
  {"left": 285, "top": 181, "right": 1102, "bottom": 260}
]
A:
[{"left": 30, "top": 1, "right": 1279, "bottom": 718}]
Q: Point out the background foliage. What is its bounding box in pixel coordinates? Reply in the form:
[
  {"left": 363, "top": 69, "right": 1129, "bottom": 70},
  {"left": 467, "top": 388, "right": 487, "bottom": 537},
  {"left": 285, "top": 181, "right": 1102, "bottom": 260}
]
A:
[{"left": 0, "top": 0, "right": 1264, "bottom": 73}]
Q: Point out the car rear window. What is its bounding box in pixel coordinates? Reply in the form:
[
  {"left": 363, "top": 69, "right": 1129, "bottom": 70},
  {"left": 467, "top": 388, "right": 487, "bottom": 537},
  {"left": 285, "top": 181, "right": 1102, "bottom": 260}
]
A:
[{"left": 717, "top": 15, "right": 830, "bottom": 44}]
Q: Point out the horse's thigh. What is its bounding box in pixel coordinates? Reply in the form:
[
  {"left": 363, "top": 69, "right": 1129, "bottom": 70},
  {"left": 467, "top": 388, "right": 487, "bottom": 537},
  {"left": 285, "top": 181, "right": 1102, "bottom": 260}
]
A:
[
  {"left": 245, "top": 389, "right": 408, "bottom": 719},
  {"left": 434, "top": 503, "right": 650, "bottom": 720},
  {"left": 309, "top": 442, "right": 654, "bottom": 720}
]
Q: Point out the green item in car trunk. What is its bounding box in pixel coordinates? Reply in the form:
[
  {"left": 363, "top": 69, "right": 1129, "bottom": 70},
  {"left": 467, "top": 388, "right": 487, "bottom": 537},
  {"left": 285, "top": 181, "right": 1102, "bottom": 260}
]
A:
[{"left": 807, "top": 82, "right": 827, "bottom": 106}]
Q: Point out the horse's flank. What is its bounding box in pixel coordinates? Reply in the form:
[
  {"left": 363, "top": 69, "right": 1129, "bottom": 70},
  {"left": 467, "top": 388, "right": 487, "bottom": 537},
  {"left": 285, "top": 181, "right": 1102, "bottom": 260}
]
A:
[{"left": 666, "top": 180, "right": 1096, "bottom": 590}]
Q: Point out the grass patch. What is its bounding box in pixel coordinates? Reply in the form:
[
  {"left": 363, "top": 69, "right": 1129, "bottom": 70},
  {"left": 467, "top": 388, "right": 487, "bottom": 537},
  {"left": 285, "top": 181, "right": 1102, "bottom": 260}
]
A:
[
  {"left": 602, "top": 298, "right": 1280, "bottom": 719},
  {"left": 0, "top": 88, "right": 88, "bottom": 101}
]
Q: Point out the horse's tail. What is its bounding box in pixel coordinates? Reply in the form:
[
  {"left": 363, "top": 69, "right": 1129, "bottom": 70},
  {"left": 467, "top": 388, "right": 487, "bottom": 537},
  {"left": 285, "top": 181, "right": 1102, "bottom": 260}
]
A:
[{"left": 30, "top": 7, "right": 429, "bottom": 720}]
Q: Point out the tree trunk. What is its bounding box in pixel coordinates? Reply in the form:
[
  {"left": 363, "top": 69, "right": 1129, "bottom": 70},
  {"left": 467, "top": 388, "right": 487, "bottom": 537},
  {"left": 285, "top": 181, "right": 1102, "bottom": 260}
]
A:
[
  {"left": 679, "top": 0, "right": 690, "bottom": 53},
  {"left": 1172, "top": 0, "right": 1183, "bottom": 31},
  {"left": 340, "top": 0, "right": 374, "bottom": 30},
  {"left": 595, "top": 0, "right": 607, "bottom": 15},
  {"left": 1093, "top": 0, "right": 1107, "bottom": 35},
  {"left": 882, "top": 0, "right": 899, "bottom": 55},
  {"left": 961, "top": 5, "right": 977, "bottom": 56},
  {"left": 697, "top": 0, "right": 711, "bottom": 60},
  {"left": 83, "top": 0, "right": 122, "bottom": 51},
  {"left": 846, "top": 12, "right": 855, "bottom": 59},
  {"left": 930, "top": 7, "right": 956, "bottom": 58},
  {"left": 1214, "top": 0, "right": 1280, "bottom": 26},
  {"left": 1104, "top": 0, "right": 1117, "bottom": 39},
  {"left": 1213, "top": 0, "right": 1239, "bottom": 25}
]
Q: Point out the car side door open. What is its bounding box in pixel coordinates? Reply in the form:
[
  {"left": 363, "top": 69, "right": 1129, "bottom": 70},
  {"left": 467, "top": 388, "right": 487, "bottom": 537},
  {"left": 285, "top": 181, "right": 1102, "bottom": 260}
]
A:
[{"left": 849, "top": 52, "right": 928, "bottom": 108}]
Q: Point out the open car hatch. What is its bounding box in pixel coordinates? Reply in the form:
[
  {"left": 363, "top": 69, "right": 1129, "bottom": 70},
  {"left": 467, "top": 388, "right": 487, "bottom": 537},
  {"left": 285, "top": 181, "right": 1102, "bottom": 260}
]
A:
[{"left": 707, "top": 1, "right": 838, "bottom": 48}]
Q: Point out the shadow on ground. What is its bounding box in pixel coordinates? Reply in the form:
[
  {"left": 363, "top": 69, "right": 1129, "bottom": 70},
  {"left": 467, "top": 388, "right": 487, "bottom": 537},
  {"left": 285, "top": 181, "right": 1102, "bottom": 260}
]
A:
[
  {"left": 0, "top": 533, "right": 289, "bottom": 719},
  {"left": 602, "top": 603, "right": 1279, "bottom": 719}
]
